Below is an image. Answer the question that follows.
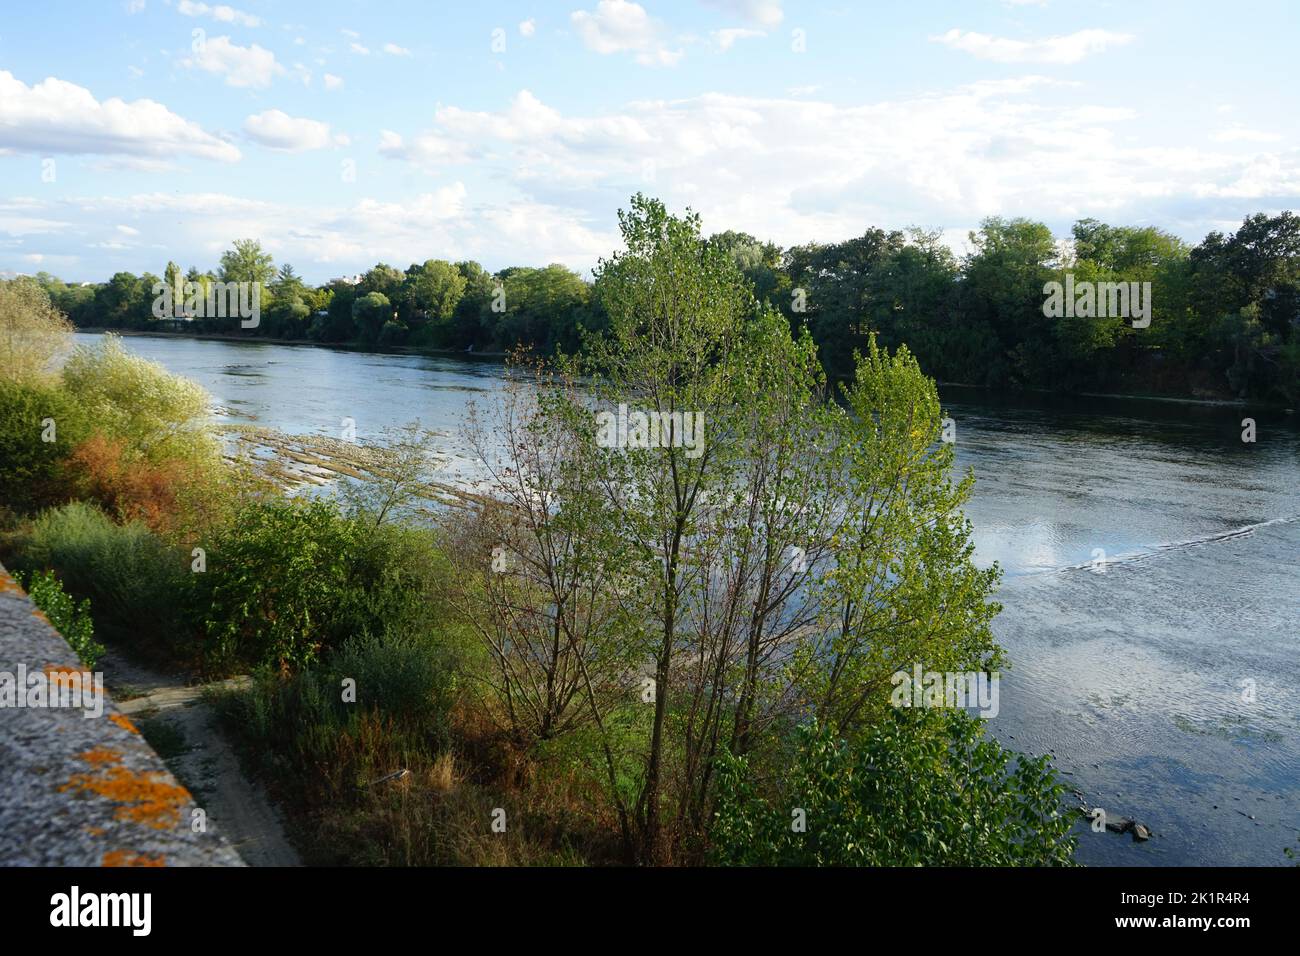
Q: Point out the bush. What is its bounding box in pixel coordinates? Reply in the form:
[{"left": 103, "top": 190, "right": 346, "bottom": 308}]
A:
[
  {"left": 229, "top": 631, "right": 459, "bottom": 767},
  {"left": 16, "top": 568, "right": 104, "bottom": 669},
  {"left": 710, "top": 710, "right": 1077, "bottom": 866},
  {"left": 18, "top": 501, "right": 187, "bottom": 659},
  {"left": 0, "top": 379, "right": 89, "bottom": 513},
  {"left": 60, "top": 334, "right": 219, "bottom": 471},
  {"left": 215, "top": 631, "right": 597, "bottom": 866},
  {"left": 0, "top": 277, "right": 74, "bottom": 384},
  {"left": 190, "top": 498, "right": 453, "bottom": 671},
  {"left": 68, "top": 433, "right": 192, "bottom": 535}
]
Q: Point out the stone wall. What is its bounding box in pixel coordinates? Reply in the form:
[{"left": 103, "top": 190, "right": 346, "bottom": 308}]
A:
[{"left": 0, "top": 562, "right": 243, "bottom": 867}]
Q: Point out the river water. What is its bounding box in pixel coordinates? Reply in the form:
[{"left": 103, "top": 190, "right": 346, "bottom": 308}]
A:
[{"left": 84, "top": 333, "right": 1300, "bottom": 867}]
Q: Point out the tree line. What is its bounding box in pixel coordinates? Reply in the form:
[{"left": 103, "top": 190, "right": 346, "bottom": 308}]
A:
[{"left": 30, "top": 209, "right": 1300, "bottom": 402}]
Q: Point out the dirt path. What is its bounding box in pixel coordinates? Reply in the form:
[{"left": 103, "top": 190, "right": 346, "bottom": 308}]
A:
[{"left": 101, "top": 649, "right": 300, "bottom": 867}]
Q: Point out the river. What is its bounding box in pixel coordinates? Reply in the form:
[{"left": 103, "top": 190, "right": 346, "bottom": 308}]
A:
[{"left": 81, "top": 332, "right": 1300, "bottom": 867}]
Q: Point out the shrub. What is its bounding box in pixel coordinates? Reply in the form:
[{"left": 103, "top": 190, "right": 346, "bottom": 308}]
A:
[
  {"left": 710, "top": 710, "right": 1077, "bottom": 866},
  {"left": 0, "top": 277, "right": 74, "bottom": 384},
  {"left": 215, "top": 631, "right": 596, "bottom": 866},
  {"left": 68, "top": 432, "right": 192, "bottom": 535},
  {"left": 228, "top": 631, "right": 459, "bottom": 767},
  {"left": 0, "top": 379, "right": 89, "bottom": 513},
  {"left": 190, "top": 498, "right": 453, "bottom": 671},
  {"left": 16, "top": 568, "right": 105, "bottom": 669},
  {"left": 60, "top": 334, "right": 219, "bottom": 471},
  {"left": 19, "top": 501, "right": 187, "bottom": 660}
]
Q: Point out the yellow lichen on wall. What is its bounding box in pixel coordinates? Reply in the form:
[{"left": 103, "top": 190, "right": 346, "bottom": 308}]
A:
[
  {"left": 59, "top": 747, "right": 193, "bottom": 831},
  {"left": 102, "top": 849, "right": 166, "bottom": 867},
  {"left": 109, "top": 713, "right": 141, "bottom": 735}
]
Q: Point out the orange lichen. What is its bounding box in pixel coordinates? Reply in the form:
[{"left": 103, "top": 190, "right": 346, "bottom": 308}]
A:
[
  {"left": 0, "top": 571, "right": 24, "bottom": 596},
  {"left": 102, "top": 850, "right": 166, "bottom": 867},
  {"left": 86, "top": 826, "right": 106, "bottom": 837},
  {"left": 78, "top": 747, "right": 123, "bottom": 767},
  {"left": 109, "top": 714, "right": 140, "bottom": 735},
  {"left": 31, "top": 608, "right": 50, "bottom": 624},
  {"left": 60, "top": 764, "right": 191, "bottom": 830}
]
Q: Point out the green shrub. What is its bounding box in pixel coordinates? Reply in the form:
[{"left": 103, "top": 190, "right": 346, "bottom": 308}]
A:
[
  {"left": 16, "top": 568, "right": 105, "bottom": 669},
  {"left": 0, "top": 379, "right": 88, "bottom": 512},
  {"left": 710, "top": 710, "right": 1077, "bottom": 866},
  {"left": 190, "top": 498, "right": 452, "bottom": 671},
  {"left": 19, "top": 501, "right": 187, "bottom": 658},
  {"left": 217, "top": 630, "right": 460, "bottom": 806},
  {"left": 60, "top": 334, "right": 219, "bottom": 471}
]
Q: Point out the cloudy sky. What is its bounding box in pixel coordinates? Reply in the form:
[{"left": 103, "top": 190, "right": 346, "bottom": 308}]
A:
[{"left": 1, "top": 0, "right": 1297, "bottom": 282}]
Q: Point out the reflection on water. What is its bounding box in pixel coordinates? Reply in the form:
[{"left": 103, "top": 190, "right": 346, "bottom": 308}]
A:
[{"left": 85, "top": 334, "right": 1300, "bottom": 866}]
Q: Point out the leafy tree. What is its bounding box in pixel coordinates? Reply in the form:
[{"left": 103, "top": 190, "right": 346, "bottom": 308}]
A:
[
  {"left": 358, "top": 263, "right": 405, "bottom": 301},
  {"left": 403, "top": 259, "right": 466, "bottom": 341},
  {"left": 218, "top": 239, "right": 275, "bottom": 286},
  {"left": 93, "top": 272, "right": 144, "bottom": 329},
  {"left": 472, "top": 195, "right": 1001, "bottom": 864},
  {"left": 351, "top": 291, "right": 393, "bottom": 344}
]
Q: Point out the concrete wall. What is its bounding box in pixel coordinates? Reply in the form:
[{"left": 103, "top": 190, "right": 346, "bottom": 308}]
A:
[{"left": 0, "top": 563, "right": 243, "bottom": 867}]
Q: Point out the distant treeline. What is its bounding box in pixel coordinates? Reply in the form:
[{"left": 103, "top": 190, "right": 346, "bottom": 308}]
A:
[{"left": 29, "top": 208, "right": 1300, "bottom": 402}]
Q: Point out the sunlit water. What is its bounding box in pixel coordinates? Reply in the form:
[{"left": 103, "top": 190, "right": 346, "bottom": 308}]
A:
[{"left": 83, "top": 333, "right": 1300, "bottom": 866}]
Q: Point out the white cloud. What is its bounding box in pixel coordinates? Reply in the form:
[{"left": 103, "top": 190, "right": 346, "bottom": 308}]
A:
[
  {"left": 184, "top": 36, "right": 285, "bottom": 87},
  {"left": 378, "top": 83, "right": 1300, "bottom": 259},
  {"left": 382, "top": 42, "right": 411, "bottom": 56},
  {"left": 378, "top": 129, "right": 473, "bottom": 167},
  {"left": 931, "top": 28, "right": 1134, "bottom": 64},
  {"left": 519, "top": 19, "right": 536, "bottom": 37},
  {"left": 176, "top": 1, "right": 261, "bottom": 28},
  {"left": 19, "top": 184, "right": 616, "bottom": 279},
  {"left": 124, "top": 0, "right": 146, "bottom": 14},
  {"left": 1213, "top": 126, "right": 1282, "bottom": 144},
  {"left": 116, "top": 224, "right": 140, "bottom": 236},
  {"left": 350, "top": 42, "right": 370, "bottom": 55},
  {"left": 704, "top": 0, "right": 783, "bottom": 27},
  {"left": 243, "top": 109, "right": 344, "bottom": 151},
  {"left": 713, "top": 28, "right": 764, "bottom": 51},
  {"left": 0, "top": 69, "right": 239, "bottom": 162},
  {"left": 571, "top": 1, "right": 683, "bottom": 66},
  {"left": 323, "top": 73, "right": 344, "bottom": 91}
]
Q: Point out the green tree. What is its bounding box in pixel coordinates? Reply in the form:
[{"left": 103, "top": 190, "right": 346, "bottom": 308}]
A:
[
  {"left": 351, "top": 291, "right": 393, "bottom": 344},
  {"left": 218, "top": 239, "right": 275, "bottom": 287},
  {"left": 403, "top": 259, "right": 467, "bottom": 343},
  {"left": 472, "top": 195, "right": 1001, "bottom": 863}
]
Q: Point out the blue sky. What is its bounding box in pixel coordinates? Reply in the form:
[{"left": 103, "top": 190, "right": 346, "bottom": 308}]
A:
[{"left": 1, "top": 0, "right": 1297, "bottom": 282}]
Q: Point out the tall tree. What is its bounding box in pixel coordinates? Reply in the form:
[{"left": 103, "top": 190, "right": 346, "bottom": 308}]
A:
[{"left": 218, "top": 239, "right": 275, "bottom": 286}]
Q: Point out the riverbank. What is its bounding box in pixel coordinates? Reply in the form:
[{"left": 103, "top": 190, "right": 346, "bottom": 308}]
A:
[
  {"left": 74, "top": 327, "right": 510, "bottom": 361},
  {"left": 74, "top": 327, "right": 1286, "bottom": 409}
]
